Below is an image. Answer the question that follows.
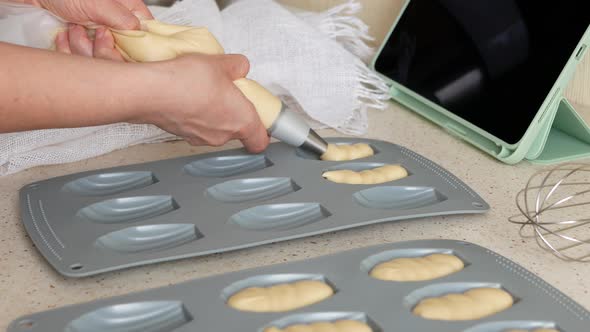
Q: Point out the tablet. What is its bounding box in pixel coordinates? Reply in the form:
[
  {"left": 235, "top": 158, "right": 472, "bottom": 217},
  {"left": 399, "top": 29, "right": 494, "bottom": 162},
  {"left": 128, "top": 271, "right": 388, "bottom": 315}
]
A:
[{"left": 374, "top": 0, "right": 590, "bottom": 146}]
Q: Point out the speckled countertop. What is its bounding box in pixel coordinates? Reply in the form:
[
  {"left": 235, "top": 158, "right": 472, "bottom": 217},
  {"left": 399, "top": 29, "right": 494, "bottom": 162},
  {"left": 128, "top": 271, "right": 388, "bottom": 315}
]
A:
[{"left": 2, "top": 101, "right": 590, "bottom": 329}]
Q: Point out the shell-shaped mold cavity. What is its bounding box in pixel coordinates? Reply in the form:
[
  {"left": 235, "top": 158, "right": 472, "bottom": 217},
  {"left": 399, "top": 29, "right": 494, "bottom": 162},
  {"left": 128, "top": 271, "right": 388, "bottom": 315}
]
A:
[
  {"left": 207, "top": 178, "right": 300, "bottom": 203},
  {"left": 77, "top": 196, "right": 179, "bottom": 224},
  {"left": 324, "top": 162, "right": 387, "bottom": 172},
  {"left": 184, "top": 155, "right": 272, "bottom": 177},
  {"left": 360, "top": 248, "right": 466, "bottom": 279},
  {"left": 404, "top": 282, "right": 515, "bottom": 321},
  {"left": 259, "top": 312, "right": 380, "bottom": 332},
  {"left": 353, "top": 186, "right": 447, "bottom": 210},
  {"left": 95, "top": 224, "right": 201, "bottom": 253},
  {"left": 404, "top": 282, "right": 509, "bottom": 308},
  {"left": 221, "top": 274, "right": 334, "bottom": 312},
  {"left": 64, "top": 301, "right": 192, "bottom": 332},
  {"left": 229, "top": 203, "right": 331, "bottom": 231},
  {"left": 221, "top": 274, "right": 330, "bottom": 301},
  {"left": 221, "top": 273, "right": 334, "bottom": 302},
  {"left": 62, "top": 172, "right": 158, "bottom": 196},
  {"left": 464, "top": 321, "right": 559, "bottom": 332},
  {"left": 296, "top": 142, "right": 379, "bottom": 160}
]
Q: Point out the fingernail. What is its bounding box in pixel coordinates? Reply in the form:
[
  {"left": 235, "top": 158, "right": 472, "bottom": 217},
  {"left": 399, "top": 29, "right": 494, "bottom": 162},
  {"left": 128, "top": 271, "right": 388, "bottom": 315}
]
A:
[{"left": 133, "top": 11, "right": 149, "bottom": 21}]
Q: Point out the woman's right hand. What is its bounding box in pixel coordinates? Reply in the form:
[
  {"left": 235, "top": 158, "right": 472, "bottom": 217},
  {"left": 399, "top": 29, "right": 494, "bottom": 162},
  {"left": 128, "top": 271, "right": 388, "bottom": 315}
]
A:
[{"left": 135, "top": 53, "right": 270, "bottom": 153}]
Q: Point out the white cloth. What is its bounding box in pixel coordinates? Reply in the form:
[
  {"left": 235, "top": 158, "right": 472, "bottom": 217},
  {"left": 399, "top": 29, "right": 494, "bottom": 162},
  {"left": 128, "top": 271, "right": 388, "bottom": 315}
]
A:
[{"left": 0, "top": 0, "right": 389, "bottom": 176}]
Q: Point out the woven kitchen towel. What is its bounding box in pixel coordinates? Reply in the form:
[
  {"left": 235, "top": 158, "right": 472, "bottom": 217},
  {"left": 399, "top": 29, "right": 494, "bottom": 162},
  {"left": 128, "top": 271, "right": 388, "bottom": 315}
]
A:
[{"left": 0, "top": 0, "right": 389, "bottom": 176}]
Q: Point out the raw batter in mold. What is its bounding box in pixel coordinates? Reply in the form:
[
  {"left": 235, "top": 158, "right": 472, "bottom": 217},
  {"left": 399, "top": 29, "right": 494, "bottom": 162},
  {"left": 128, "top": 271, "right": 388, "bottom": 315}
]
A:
[
  {"left": 112, "top": 21, "right": 282, "bottom": 129},
  {"left": 370, "top": 253, "right": 464, "bottom": 281},
  {"left": 413, "top": 287, "right": 513, "bottom": 321},
  {"left": 320, "top": 143, "right": 374, "bottom": 161},
  {"left": 323, "top": 164, "right": 408, "bottom": 185},
  {"left": 227, "top": 279, "right": 333, "bottom": 312},
  {"left": 264, "top": 320, "right": 372, "bottom": 332}
]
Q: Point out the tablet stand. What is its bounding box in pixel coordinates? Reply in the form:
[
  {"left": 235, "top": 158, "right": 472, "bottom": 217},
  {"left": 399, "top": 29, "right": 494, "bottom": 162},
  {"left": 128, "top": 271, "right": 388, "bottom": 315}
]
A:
[{"left": 531, "top": 98, "right": 590, "bottom": 163}]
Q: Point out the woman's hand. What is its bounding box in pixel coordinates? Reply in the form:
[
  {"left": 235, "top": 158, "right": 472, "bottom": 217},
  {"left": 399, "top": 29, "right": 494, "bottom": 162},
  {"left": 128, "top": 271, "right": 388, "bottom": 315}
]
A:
[
  {"left": 30, "top": 0, "right": 153, "bottom": 60},
  {"left": 136, "top": 54, "right": 270, "bottom": 153},
  {"left": 1, "top": 41, "right": 269, "bottom": 153}
]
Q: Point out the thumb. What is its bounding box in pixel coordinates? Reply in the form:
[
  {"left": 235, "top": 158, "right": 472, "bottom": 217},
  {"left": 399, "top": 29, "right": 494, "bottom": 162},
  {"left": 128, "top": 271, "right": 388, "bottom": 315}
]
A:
[
  {"left": 217, "top": 54, "right": 251, "bottom": 81},
  {"left": 85, "top": 0, "right": 141, "bottom": 30}
]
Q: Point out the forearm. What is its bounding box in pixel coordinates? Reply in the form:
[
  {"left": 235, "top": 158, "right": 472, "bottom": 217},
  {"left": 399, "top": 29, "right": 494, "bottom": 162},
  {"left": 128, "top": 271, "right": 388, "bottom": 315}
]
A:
[{"left": 0, "top": 42, "right": 158, "bottom": 133}]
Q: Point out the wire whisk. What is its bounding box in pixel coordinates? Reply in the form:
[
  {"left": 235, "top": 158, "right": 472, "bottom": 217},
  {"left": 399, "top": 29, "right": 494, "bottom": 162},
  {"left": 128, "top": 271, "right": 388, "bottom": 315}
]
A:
[{"left": 510, "top": 163, "right": 590, "bottom": 262}]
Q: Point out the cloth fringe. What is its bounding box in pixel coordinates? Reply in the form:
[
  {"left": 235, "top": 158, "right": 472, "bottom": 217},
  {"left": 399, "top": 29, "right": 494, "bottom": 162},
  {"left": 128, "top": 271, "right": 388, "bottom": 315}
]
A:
[
  {"left": 298, "top": 0, "right": 375, "bottom": 62},
  {"left": 339, "top": 60, "right": 391, "bottom": 135},
  {"left": 296, "top": 0, "right": 390, "bottom": 135}
]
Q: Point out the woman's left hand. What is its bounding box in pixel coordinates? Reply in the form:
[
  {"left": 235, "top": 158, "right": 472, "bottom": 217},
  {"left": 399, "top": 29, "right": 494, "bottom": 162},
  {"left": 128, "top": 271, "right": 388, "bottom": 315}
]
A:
[{"left": 30, "top": 0, "right": 153, "bottom": 60}]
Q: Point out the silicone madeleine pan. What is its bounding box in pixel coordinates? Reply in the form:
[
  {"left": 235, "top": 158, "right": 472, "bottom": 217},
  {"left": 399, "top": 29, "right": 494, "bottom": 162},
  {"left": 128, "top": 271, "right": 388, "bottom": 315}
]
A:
[
  {"left": 19, "top": 138, "right": 488, "bottom": 277},
  {"left": 8, "top": 240, "right": 587, "bottom": 332}
]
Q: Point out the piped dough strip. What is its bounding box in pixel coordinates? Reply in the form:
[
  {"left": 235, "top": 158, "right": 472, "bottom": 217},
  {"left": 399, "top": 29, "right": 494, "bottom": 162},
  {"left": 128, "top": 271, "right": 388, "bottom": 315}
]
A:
[
  {"left": 264, "top": 320, "right": 373, "bottom": 332},
  {"left": 320, "top": 143, "right": 374, "bottom": 161},
  {"left": 412, "top": 287, "right": 514, "bottom": 321},
  {"left": 323, "top": 164, "right": 408, "bottom": 185},
  {"left": 370, "top": 253, "right": 464, "bottom": 281},
  {"left": 226, "top": 279, "right": 334, "bottom": 312}
]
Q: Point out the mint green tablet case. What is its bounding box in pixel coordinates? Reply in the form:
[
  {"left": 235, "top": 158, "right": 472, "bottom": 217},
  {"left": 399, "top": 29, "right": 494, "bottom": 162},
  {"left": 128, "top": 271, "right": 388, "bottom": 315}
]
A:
[{"left": 371, "top": 0, "right": 590, "bottom": 164}]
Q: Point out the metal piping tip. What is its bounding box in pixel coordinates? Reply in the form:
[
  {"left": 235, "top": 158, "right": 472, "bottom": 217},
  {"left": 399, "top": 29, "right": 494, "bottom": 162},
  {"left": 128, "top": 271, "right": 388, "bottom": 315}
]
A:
[{"left": 300, "top": 129, "right": 328, "bottom": 156}]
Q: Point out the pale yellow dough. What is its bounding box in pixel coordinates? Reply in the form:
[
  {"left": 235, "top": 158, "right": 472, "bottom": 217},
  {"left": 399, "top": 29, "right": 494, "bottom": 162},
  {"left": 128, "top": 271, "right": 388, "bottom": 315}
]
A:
[
  {"left": 370, "top": 253, "right": 464, "bottom": 281},
  {"left": 412, "top": 287, "right": 513, "bottom": 321},
  {"left": 264, "top": 320, "right": 372, "bottom": 332},
  {"left": 233, "top": 78, "right": 281, "bottom": 128},
  {"left": 112, "top": 20, "right": 282, "bottom": 129},
  {"left": 226, "top": 279, "right": 334, "bottom": 312},
  {"left": 112, "top": 20, "right": 225, "bottom": 61},
  {"left": 323, "top": 164, "right": 408, "bottom": 185},
  {"left": 320, "top": 143, "right": 374, "bottom": 161}
]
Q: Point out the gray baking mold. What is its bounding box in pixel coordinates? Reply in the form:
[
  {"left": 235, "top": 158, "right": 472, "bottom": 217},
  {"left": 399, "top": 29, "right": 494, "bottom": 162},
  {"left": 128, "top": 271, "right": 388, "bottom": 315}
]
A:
[
  {"left": 259, "top": 312, "right": 382, "bottom": 332},
  {"left": 220, "top": 273, "right": 333, "bottom": 303},
  {"left": 464, "top": 320, "right": 560, "bottom": 332},
  {"left": 207, "top": 177, "right": 301, "bottom": 203},
  {"left": 229, "top": 203, "right": 331, "bottom": 231},
  {"left": 8, "top": 240, "right": 588, "bottom": 332},
  {"left": 95, "top": 224, "right": 202, "bottom": 253},
  {"left": 184, "top": 154, "right": 273, "bottom": 177},
  {"left": 19, "top": 138, "right": 489, "bottom": 277},
  {"left": 76, "top": 196, "right": 179, "bottom": 224},
  {"left": 62, "top": 171, "right": 158, "bottom": 196},
  {"left": 323, "top": 162, "right": 389, "bottom": 172},
  {"left": 353, "top": 186, "right": 447, "bottom": 210},
  {"left": 62, "top": 301, "right": 192, "bottom": 332},
  {"left": 402, "top": 282, "right": 513, "bottom": 312},
  {"left": 359, "top": 247, "right": 467, "bottom": 275}
]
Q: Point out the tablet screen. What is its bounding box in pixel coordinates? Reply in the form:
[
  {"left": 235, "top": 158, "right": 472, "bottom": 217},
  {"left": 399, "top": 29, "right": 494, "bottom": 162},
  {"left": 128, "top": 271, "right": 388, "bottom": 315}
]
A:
[{"left": 375, "top": 0, "right": 589, "bottom": 144}]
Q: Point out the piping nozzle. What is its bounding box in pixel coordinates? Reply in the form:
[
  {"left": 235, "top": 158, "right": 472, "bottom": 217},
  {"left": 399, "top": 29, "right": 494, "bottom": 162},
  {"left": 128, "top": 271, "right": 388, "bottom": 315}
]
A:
[
  {"left": 268, "top": 103, "right": 328, "bottom": 156},
  {"left": 232, "top": 78, "right": 328, "bottom": 156}
]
